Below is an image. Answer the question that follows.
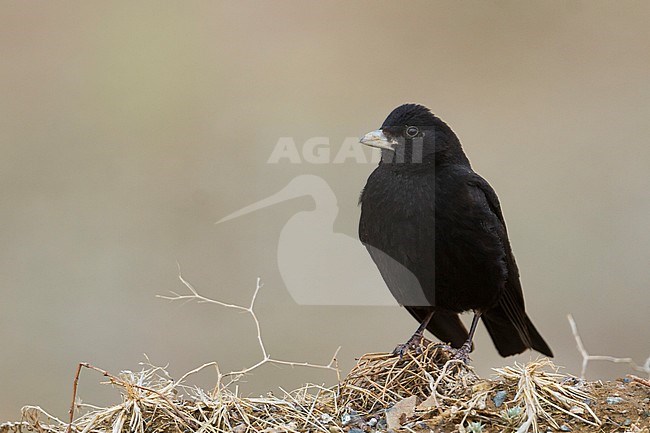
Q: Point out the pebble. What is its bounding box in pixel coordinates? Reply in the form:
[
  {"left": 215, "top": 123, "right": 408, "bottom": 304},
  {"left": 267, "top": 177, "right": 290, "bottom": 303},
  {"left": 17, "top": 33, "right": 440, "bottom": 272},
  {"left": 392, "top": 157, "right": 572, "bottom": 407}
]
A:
[
  {"left": 560, "top": 424, "right": 571, "bottom": 431},
  {"left": 492, "top": 390, "right": 507, "bottom": 407},
  {"left": 606, "top": 396, "right": 623, "bottom": 404},
  {"left": 340, "top": 410, "right": 362, "bottom": 426}
]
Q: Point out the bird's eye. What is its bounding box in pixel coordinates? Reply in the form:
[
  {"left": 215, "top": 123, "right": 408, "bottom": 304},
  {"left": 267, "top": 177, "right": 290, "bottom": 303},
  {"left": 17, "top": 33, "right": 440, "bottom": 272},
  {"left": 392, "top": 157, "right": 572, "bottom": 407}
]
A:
[{"left": 405, "top": 126, "right": 419, "bottom": 138}]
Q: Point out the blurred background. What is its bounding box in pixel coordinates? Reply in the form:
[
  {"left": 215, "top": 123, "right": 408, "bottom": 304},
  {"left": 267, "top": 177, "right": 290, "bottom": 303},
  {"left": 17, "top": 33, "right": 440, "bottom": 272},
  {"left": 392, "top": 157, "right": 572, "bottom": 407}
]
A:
[{"left": 1, "top": 1, "right": 649, "bottom": 421}]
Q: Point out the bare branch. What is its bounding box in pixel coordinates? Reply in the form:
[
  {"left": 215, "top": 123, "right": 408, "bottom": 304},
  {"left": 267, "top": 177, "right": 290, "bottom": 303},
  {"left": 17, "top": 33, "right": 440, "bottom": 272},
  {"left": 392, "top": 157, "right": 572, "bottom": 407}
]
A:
[
  {"left": 158, "top": 269, "right": 340, "bottom": 389},
  {"left": 568, "top": 314, "right": 650, "bottom": 379}
]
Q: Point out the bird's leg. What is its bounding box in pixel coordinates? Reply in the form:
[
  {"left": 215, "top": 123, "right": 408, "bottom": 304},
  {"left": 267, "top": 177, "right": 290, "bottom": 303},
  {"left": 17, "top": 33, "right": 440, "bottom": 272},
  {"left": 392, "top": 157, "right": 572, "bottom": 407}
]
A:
[
  {"left": 392, "top": 311, "right": 434, "bottom": 357},
  {"left": 453, "top": 311, "right": 482, "bottom": 363}
]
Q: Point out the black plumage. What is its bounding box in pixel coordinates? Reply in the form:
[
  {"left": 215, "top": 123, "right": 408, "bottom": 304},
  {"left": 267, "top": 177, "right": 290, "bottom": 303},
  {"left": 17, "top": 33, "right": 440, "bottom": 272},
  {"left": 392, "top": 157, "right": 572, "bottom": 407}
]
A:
[{"left": 359, "top": 104, "right": 552, "bottom": 358}]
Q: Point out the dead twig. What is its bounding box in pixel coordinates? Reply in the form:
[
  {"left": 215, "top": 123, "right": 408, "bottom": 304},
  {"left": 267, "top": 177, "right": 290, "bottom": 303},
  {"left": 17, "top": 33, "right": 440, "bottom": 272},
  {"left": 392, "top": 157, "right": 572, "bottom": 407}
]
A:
[
  {"left": 568, "top": 314, "right": 650, "bottom": 379},
  {"left": 158, "top": 270, "right": 340, "bottom": 389}
]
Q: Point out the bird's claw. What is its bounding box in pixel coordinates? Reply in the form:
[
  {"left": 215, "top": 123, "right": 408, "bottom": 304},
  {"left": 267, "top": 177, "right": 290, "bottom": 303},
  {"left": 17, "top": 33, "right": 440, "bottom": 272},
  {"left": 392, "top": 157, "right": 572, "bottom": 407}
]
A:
[
  {"left": 391, "top": 343, "right": 410, "bottom": 358},
  {"left": 451, "top": 342, "right": 472, "bottom": 364},
  {"left": 392, "top": 334, "right": 424, "bottom": 358}
]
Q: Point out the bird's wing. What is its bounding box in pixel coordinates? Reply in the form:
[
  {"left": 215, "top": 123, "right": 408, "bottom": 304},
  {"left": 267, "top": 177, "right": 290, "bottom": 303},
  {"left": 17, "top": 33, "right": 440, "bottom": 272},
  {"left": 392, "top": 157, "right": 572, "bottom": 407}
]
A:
[
  {"left": 466, "top": 174, "right": 524, "bottom": 305},
  {"left": 467, "top": 175, "right": 552, "bottom": 356}
]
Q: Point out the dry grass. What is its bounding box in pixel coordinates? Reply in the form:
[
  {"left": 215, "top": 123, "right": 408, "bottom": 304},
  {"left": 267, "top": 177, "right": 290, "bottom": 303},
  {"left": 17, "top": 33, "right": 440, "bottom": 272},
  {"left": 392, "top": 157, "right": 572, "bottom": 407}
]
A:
[
  {"left": 339, "top": 341, "right": 479, "bottom": 415},
  {"left": 4, "top": 340, "right": 648, "bottom": 433}
]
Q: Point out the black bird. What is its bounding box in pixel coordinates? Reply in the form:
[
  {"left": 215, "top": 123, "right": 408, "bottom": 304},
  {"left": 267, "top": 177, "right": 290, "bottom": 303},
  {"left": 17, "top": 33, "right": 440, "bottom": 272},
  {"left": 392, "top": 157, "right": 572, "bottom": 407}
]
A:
[{"left": 358, "top": 104, "right": 552, "bottom": 358}]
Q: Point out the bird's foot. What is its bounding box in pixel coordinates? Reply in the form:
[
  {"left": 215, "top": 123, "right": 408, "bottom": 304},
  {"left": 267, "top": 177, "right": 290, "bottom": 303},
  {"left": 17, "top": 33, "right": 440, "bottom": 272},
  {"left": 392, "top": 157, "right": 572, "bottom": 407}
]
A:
[
  {"left": 392, "top": 333, "right": 425, "bottom": 358},
  {"left": 451, "top": 341, "right": 472, "bottom": 364}
]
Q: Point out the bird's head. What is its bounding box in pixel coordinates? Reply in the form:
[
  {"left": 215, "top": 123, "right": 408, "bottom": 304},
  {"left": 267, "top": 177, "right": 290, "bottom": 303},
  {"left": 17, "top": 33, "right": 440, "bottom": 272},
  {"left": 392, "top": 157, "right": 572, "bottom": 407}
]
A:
[{"left": 360, "top": 104, "right": 468, "bottom": 167}]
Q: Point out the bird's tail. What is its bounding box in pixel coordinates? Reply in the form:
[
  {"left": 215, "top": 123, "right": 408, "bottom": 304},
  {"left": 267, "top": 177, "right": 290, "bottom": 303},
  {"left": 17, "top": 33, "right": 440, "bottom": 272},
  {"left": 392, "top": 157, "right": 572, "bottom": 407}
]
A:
[{"left": 481, "top": 304, "right": 553, "bottom": 357}]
